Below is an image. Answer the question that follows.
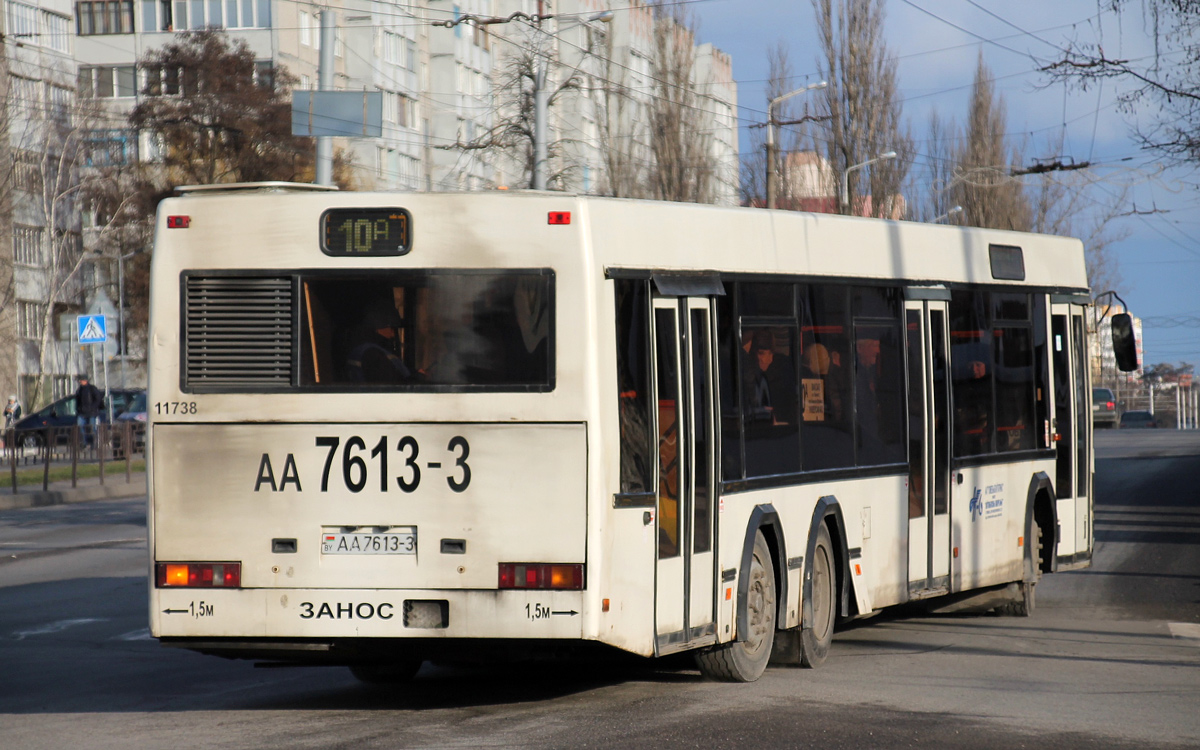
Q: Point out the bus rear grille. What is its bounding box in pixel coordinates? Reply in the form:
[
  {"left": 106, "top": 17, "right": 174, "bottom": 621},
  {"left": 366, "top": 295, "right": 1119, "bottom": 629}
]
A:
[{"left": 184, "top": 276, "right": 293, "bottom": 387}]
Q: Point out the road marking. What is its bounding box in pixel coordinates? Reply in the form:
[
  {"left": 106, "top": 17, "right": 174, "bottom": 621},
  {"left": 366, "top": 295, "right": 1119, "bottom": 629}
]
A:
[
  {"left": 115, "top": 628, "right": 153, "bottom": 641},
  {"left": 11, "top": 618, "right": 106, "bottom": 640},
  {"left": 1168, "top": 622, "right": 1200, "bottom": 641}
]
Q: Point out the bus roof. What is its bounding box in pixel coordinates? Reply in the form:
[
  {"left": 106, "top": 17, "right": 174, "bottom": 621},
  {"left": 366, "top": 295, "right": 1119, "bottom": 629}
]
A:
[{"left": 157, "top": 187, "right": 1090, "bottom": 293}]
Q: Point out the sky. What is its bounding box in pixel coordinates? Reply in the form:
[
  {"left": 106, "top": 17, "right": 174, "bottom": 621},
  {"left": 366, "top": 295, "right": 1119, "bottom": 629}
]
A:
[{"left": 687, "top": 0, "right": 1200, "bottom": 372}]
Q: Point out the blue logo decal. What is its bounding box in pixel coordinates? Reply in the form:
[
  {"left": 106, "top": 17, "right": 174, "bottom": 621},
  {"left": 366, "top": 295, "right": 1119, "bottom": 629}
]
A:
[
  {"left": 968, "top": 484, "right": 1005, "bottom": 521},
  {"left": 968, "top": 488, "right": 984, "bottom": 521}
]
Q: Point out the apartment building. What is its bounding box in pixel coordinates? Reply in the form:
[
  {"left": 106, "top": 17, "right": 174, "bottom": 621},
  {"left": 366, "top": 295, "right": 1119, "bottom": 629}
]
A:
[
  {"left": 3, "top": 0, "right": 95, "bottom": 406},
  {"left": 1, "top": 0, "right": 738, "bottom": 402}
]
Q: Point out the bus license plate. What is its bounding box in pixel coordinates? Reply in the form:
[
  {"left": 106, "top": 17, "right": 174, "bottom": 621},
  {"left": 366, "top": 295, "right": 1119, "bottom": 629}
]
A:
[{"left": 321, "top": 528, "right": 416, "bottom": 555}]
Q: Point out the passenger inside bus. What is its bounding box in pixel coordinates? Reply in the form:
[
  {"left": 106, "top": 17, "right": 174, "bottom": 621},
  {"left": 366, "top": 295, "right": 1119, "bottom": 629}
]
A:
[
  {"left": 301, "top": 273, "right": 553, "bottom": 389},
  {"left": 741, "top": 328, "right": 801, "bottom": 476},
  {"left": 343, "top": 298, "right": 419, "bottom": 384},
  {"left": 954, "top": 357, "right": 992, "bottom": 455},
  {"left": 744, "top": 330, "right": 797, "bottom": 426}
]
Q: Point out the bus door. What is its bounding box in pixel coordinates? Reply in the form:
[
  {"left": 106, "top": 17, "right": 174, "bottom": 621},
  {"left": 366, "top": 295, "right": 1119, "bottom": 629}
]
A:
[
  {"left": 905, "top": 300, "right": 952, "bottom": 595},
  {"left": 651, "top": 297, "right": 717, "bottom": 653},
  {"left": 1051, "top": 302, "right": 1092, "bottom": 562}
]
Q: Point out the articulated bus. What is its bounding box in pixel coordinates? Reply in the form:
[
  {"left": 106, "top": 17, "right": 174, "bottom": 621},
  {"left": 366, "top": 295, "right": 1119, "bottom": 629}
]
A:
[{"left": 147, "top": 183, "right": 1133, "bottom": 682}]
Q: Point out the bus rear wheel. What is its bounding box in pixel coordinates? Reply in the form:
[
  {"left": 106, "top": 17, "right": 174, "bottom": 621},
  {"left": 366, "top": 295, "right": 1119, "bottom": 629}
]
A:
[
  {"left": 349, "top": 660, "right": 423, "bottom": 685},
  {"left": 695, "top": 530, "right": 776, "bottom": 682},
  {"left": 800, "top": 523, "right": 836, "bottom": 668}
]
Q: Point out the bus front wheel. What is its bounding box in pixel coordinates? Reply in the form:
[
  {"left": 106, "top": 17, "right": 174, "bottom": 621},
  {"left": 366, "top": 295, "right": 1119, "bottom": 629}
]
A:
[
  {"left": 999, "top": 521, "right": 1042, "bottom": 617},
  {"left": 695, "top": 530, "right": 776, "bottom": 682},
  {"left": 799, "top": 523, "right": 836, "bottom": 668}
]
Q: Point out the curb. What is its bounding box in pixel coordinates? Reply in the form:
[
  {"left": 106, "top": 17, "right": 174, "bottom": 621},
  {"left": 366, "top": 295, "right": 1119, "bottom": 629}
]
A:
[{"left": 0, "top": 474, "right": 147, "bottom": 511}]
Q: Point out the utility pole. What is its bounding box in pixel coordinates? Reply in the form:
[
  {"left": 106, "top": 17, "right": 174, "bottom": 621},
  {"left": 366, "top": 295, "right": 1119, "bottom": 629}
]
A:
[
  {"left": 765, "top": 82, "right": 825, "bottom": 210},
  {"left": 315, "top": 10, "right": 335, "bottom": 186},
  {"left": 532, "top": 1, "right": 548, "bottom": 191}
]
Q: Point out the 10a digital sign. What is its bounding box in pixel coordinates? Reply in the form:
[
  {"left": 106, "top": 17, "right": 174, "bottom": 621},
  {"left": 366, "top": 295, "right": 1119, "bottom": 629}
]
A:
[{"left": 320, "top": 208, "right": 412, "bottom": 256}]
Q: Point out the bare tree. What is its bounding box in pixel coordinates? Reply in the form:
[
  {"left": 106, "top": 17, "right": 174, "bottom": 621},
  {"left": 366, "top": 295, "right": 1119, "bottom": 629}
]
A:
[
  {"left": 596, "top": 28, "right": 650, "bottom": 198},
  {"left": 953, "top": 53, "right": 1031, "bottom": 231},
  {"left": 648, "top": 2, "right": 715, "bottom": 204},
  {"left": 1041, "top": 1, "right": 1200, "bottom": 168},
  {"left": 811, "top": 0, "right": 912, "bottom": 217},
  {"left": 908, "top": 108, "right": 961, "bottom": 222},
  {"left": 1025, "top": 140, "right": 1129, "bottom": 295},
  {"left": 447, "top": 20, "right": 603, "bottom": 191},
  {"left": 7, "top": 95, "right": 102, "bottom": 408},
  {"left": 0, "top": 44, "right": 16, "bottom": 399}
]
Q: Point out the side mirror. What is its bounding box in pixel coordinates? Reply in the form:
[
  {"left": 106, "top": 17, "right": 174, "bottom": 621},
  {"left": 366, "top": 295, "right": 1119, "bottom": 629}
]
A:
[{"left": 1112, "top": 313, "right": 1139, "bottom": 372}]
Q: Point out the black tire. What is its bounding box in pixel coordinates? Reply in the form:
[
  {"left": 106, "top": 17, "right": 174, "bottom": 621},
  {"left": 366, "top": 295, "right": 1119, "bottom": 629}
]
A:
[
  {"left": 800, "top": 523, "right": 836, "bottom": 668},
  {"left": 998, "top": 520, "right": 1042, "bottom": 617},
  {"left": 349, "top": 660, "right": 423, "bottom": 684},
  {"left": 695, "top": 530, "right": 776, "bottom": 682},
  {"left": 19, "top": 432, "right": 41, "bottom": 449}
]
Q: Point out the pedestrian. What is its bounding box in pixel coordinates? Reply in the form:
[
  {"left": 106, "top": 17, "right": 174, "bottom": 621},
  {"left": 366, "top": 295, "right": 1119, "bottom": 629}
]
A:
[
  {"left": 3, "top": 395, "right": 21, "bottom": 429},
  {"left": 75, "top": 376, "right": 103, "bottom": 448}
]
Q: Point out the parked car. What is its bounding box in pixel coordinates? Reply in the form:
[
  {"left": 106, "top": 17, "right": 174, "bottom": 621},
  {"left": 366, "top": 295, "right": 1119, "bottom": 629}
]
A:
[
  {"left": 11, "top": 389, "right": 143, "bottom": 448},
  {"left": 1092, "top": 387, "right": 1119, "bottom": 428},
  {"left": 112, "top": 391, "right": 148, "bottom": 455},
  {"left": 1119, "top": 410, "right": 1158, "bottom": 429}
]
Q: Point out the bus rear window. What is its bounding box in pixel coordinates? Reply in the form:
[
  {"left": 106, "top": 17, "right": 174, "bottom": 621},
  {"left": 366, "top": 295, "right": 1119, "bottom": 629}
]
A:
[{"left": 300, "top": 271, "right": 553, "bottom": 390}]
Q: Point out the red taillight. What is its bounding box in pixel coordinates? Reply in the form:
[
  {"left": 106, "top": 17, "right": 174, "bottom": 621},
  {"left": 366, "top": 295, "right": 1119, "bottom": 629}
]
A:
[
  {"left": 1107, "top": 401, "right": 1115, "bottom": 409},
  {"left": 166, "top": 215, "right": 191, "bottom": 228},
  {"left": 547, "top": 211, "right": 571, "bottom": 225},
  {"left": 155, "top": 562, "right": 241, "bottom": 588},
  {"left": 498, "top": 563, "right": 584, "bottom": 590}
]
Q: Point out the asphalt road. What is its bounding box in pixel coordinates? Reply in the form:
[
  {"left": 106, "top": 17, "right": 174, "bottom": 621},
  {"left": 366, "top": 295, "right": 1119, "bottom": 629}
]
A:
[{"left": 1, "top": 430, "right": 1198, "bottom": 749}]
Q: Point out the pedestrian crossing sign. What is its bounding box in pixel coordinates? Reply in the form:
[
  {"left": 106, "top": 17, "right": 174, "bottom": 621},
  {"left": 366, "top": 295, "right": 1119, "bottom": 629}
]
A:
[{"left": 77, "top": 314, "right": 108, "bottom": 344}]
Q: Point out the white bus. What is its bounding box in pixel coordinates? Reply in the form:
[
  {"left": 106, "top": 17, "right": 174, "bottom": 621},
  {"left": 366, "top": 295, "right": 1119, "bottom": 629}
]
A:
[{"left": 147, "top": 183, "right": 1133, "bottom": 682}]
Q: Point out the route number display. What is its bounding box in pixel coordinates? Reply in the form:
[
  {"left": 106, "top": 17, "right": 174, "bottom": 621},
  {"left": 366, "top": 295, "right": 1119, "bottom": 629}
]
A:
[{"left": 320, "top": 208, "right": 412, "bottom": 256}]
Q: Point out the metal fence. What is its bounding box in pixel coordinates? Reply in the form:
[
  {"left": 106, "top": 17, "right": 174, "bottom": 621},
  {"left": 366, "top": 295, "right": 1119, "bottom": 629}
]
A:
[{"left": 2, "top": 422, "right": 146, "bottom": 492}]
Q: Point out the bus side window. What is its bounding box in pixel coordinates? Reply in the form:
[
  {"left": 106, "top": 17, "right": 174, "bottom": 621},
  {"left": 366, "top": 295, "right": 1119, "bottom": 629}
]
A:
[
  {"left": 614, "top": 280, "right": 653, "bottom": 495},
  {"left": 800, "top": 284, "right": 854, "bottom": 471},
  {"left": 715, "top": 288, "right": 743, "bottom": 481},
  {"left": 951, "top": 290, "right": 994, "bottom": 456}
]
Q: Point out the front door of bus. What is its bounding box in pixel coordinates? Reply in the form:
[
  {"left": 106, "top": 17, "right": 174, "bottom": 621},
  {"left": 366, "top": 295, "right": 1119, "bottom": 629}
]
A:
[
  {"left": 905, "top": 300, "right": 951, "bottom": 595},
  {"left": 1051, "top": 303, "right": 1092, "bottom": 563},
  {"left": 652, "top": 297, "right": 717, "bottom": 652}
]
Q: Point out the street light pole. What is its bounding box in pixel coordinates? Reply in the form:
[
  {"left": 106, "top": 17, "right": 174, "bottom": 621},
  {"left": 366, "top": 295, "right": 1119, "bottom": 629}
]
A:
[
  {"left": 841, "top": 150, "right": 897, "bottom": 214},
  {"left": 766, "top": 81, "right": 826, "bottom": 210},
  {"left": 116, "top": 249, "right": 140, "bottom": 389},
  {"left": 531, "top": 10, "right": 612, "bottom": 191}
]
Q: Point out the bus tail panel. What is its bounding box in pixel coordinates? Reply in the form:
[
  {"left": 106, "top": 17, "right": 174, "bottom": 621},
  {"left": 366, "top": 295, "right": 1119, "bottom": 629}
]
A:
[
  {"left": 150, "top": 422, "right": 587, "bottom": 593},
  {"left": 150, "top": 587, "right": 586, "bottom": 641}
]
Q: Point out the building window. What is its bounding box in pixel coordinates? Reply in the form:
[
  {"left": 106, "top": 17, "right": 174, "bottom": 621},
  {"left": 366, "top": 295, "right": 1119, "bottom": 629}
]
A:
[
  {"left": 299, "top": 10, "right": 311, "bottom": 45},
  {"left": 254, "top": 61, "right": 275, "bottom": 90},
  {"left": 79, "top": 66, "right": 138, "bottom": 98},
  {"left": 13, "top": 226, "right": 43, "bottom": 266},
  {"left": 17, "top": 301, "right": 43, "bottom": 340},
  {"left": 84, "top": 130, "right": 137, "bottom": 166},
  {"left": 14, "top": 150, "right": 41, "bottom": 193},
  {"left": 47, "top": 84, "right": 72, "bottom": 123},
  {"left": 5, "top": 2, "right": 67, "bottom": 50},
  {"left": 76, "top": 0, "right": 134, "bottom": 34}
]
